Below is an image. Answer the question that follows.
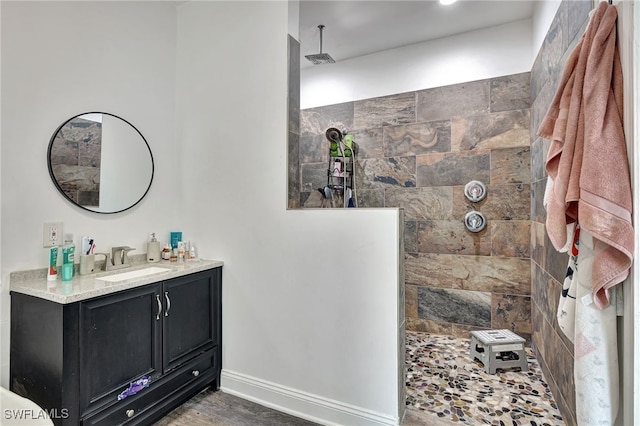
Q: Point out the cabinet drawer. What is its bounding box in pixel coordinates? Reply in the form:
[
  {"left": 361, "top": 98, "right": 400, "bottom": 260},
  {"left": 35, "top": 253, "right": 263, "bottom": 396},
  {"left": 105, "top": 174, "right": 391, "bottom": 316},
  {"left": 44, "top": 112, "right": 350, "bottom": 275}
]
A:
[{"left": 82, "top": 349, "right": 217, "bottom": 426}]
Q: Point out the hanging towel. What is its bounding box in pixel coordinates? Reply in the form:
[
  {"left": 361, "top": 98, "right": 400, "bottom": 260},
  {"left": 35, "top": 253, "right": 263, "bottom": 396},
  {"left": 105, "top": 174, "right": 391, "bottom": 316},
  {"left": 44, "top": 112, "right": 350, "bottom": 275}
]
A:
[
  {"left": 538, "top": 1, "right": 633, "bottom": 309},
  {"left": 573, "top": 230, "right": 619, "bottom": 425},
  {"left": 557, "top": 224, "right": 579, "bottom": 342}
]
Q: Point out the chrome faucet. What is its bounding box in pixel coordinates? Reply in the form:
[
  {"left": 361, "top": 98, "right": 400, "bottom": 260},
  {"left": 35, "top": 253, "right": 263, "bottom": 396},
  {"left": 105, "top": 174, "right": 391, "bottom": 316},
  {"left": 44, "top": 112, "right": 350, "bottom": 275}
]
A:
[{"left": 107, "top": 246, "right": 136, "bottom": 271}]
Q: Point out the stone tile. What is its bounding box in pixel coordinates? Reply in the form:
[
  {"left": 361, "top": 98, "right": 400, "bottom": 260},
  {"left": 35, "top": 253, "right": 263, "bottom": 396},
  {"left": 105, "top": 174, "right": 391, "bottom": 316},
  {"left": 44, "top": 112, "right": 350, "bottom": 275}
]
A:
[
  {"left": 78, "top": 191, "right": 99, "bottom": 207},
  {"left": 403, "top": 220, "right": 418, "bottom": 253},
  {"left": 531, "top": 221, "right": 546, "bottom": 268},
  {"left": 153, "top": 387, "right": 320, "bottom": 426},
  {"left": 416, "top": 151, "right": 490, "bottom": 187},
  {"left": 353, "top": 92, "right": 416, "bottom": 130},
  {"left": 531, "top": 178, "right": 546, "bottom": 224},
  {"left": 530, "top": 4, "right": 567, "bottom": 100},
  {"left": 78, "top": 138, "right": 101, "bottom": 168},
  {"left": 301, "top": 190, "right": 322, "bottom": 208},
  {"left": 451, "top": 323, "right": 486, "bottom": 339},
  {"left": 300, "top": 102, "right": 353, "bottom": 136},
  {"left": 288, "top": 36, "right": 300, "bottom": 135},
  {"left": 416, "top": 79, "right": 490, "bottom": 122},
  {"left": 418, "top": 287, "right": 491, "bottom": 328},
  {"left": 406, "top": 284, "right": 418, "bottom": 319},
  {"left": 50, "top": 138, "right": 79, "bottom": 166},
  {"left": 300, "top": 162, "right": 327, "bottom": 192},
  {"left": 546, "top": 328, "right": 575, "bottom": 423},
  {"left": 490, "top": 146, "right": 530, "bottom": 184},
  {"left": 417, "top": 220, "right": 491, "bottom": 256},
  {"left": 451, "top": 109, "right": 530, "bottom": 152},
  {"left": 404, "top": 252, "right": 453, "bottom": 288},
  {"left": 385, "top": 187, "right": 452, "bottom": 221},
  {"left": 406, "top": 317, "right": 452, "bottom": 335},
  {"left": 566, "top": 0, "right": 591, "bottom": 49},
  {"left": 453, "top": 183, "right": 530, "bottom": 221},
  {"left": 490, "top": 72, "right": 531, "bottom": 112},
  {"left": 451, "top": 255, "right": 531, "bottom": 295},
  {"left": 299, "top": 134, "right": 327, "bottom": 164},
  {"left": 350, "top": 128, "right": 383, "bottom": 159},
  {"left": 299, "top": 191, "right": 311, "bottom": 207},
  {"left": 545, "top": 231, "right": 570, "bottom": 284},
  {"left": 531, "top": 80, "right": 555, "bottom": 142},
  {"left": 491, "top": 220, "right": 530, "bottom": 258},
  {"left": 357, "top": 156, "right": 416, "bottom": 190},
  {"left": 288, "top": 132, "right": 300, "bottom": 208},
  {"left": 383, "top": 120, "right": 450, "bottom": 157},
  {"left": 352, "top": 189, "right": 384, "bottom": 208},
  {"left": 531, "top": 305, "right": 547, "bottom": 362},
  {"left": 491, "top": 293, "right": 531, "bottom": 335},
  {"left": 530, "top": 137, "right": 549, "bottom": 183},
  {"left": 531, "top": 263, "right": 562, "bottom": 337}
]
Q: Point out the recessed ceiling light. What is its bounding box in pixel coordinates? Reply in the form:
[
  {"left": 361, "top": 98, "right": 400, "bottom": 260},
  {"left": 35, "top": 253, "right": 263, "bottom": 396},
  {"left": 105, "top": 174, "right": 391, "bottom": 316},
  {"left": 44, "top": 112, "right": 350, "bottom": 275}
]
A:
[{"left": 440, "top": 0, "right": 457, "bottom": 5}]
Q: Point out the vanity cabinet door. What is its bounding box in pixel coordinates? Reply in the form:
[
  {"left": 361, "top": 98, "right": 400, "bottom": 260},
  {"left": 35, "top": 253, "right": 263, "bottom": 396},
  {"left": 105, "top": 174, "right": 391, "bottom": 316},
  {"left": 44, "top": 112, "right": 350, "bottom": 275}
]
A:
[
  {"left": 162, "top": 269, "right": 221, "bottom": 373},
  {"left": 79, "top": 284, "right": 163, "bottom": 414}
]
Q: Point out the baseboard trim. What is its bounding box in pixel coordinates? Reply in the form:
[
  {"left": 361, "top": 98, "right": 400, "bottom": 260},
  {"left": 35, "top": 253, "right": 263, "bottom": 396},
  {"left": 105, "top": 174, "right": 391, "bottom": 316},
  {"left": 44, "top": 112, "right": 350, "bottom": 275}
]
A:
[{"left": 221, "top": 369, "right": 399, "bottom": 426}]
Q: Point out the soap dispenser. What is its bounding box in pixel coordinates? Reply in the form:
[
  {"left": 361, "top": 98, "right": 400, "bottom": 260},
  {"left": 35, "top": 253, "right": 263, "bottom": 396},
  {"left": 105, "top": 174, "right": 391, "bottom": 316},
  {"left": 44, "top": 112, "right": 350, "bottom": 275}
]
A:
[{"left": 147, "top": 233, "right": 161, "bottom": 263}]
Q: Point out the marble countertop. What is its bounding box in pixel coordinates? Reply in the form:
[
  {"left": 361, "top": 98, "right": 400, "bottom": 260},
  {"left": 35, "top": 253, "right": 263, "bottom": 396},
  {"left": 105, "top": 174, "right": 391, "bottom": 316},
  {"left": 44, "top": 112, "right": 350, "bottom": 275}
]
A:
[{"left": 10, "top": 259, "right": 223, "bottom": 304}]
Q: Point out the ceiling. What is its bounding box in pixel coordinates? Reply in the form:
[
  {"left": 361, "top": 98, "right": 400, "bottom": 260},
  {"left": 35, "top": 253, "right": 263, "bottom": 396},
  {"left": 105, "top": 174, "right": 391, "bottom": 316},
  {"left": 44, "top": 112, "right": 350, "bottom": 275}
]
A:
[{"left": 299, "top": 0, "right": 536, "bottom": 69}]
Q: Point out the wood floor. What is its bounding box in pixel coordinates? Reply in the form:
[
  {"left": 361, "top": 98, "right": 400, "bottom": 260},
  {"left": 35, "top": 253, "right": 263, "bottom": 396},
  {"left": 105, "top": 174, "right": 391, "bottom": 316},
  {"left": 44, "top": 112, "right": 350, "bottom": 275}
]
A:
[{"left": 153, "top": 387, "right": 455, "bottom": 426}]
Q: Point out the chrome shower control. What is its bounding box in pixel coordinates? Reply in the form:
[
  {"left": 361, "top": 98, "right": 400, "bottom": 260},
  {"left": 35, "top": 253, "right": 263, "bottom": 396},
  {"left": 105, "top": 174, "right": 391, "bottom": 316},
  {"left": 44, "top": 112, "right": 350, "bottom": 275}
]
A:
[
  {"left": 464, "top": 180, "right": 487, "bottom": 202},
  {"left": 465, "top": 211, "right": 487, "bottom": 233}
]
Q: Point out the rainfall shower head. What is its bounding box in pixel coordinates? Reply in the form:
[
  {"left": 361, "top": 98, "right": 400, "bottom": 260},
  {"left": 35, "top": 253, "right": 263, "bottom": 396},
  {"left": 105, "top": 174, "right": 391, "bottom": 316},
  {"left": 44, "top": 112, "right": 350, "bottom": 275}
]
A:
[{"left": 305, "top": 24, "right": 335, "bottom": 65}]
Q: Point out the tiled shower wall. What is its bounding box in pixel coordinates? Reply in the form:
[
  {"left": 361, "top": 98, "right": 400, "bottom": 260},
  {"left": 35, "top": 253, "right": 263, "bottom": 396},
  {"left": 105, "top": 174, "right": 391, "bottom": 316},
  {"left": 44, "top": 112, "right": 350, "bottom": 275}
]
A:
[
  {"left": 297, "top": 73, "right": 532, "bottom": 339},
  {"left": 288, "top": 35, "right": 301, "bottom": 209},
  {"left": 530, "top": 1, "right": 591, "bottom": 425}
]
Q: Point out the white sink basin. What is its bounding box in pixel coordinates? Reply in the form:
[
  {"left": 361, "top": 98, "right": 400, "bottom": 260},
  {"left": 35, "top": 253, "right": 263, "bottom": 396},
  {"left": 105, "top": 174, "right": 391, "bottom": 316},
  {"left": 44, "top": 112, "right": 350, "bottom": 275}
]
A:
[{"left": 96, "top": 266, "right": 172, "bottom": 283}]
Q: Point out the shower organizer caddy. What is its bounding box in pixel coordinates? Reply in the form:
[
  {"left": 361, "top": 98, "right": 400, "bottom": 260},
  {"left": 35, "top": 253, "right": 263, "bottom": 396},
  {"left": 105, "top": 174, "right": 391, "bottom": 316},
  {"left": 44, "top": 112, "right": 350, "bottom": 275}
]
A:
[{"left": 325, "top": 128, "right": 355, "bottom": 208}]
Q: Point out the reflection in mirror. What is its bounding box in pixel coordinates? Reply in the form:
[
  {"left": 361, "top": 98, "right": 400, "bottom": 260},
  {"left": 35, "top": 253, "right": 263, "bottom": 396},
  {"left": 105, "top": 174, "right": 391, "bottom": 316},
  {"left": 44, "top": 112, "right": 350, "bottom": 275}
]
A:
[{"left": 47, "top": 112, "right": 154, "bottom": 214}]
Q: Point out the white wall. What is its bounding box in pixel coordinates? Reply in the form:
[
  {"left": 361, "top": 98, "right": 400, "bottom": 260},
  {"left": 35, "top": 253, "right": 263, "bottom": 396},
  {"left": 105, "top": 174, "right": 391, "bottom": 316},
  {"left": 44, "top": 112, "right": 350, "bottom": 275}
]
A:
[
  {"left": 0, "top": 0, "right": 180, "bottom": 386},
  {"left": 301, "top": 19, "right": 533, "bottom": 109},
  {"left": 176, "top": 2, "right": 403, "bottom": 424}
]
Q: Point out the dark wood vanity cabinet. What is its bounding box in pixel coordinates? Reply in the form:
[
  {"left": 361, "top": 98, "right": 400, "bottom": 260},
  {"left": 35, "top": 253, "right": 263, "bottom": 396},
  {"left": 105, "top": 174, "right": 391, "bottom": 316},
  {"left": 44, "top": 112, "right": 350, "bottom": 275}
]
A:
[{"left": 10, "top": 267, "right": 222, "bottom": 426}]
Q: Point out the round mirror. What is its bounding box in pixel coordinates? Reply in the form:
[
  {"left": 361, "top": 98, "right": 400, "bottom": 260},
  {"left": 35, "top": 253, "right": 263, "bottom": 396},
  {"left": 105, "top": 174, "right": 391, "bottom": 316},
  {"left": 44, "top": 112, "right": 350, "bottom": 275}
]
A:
[{"left": 47, "top": 112, "right": 154, "bottom": 214}]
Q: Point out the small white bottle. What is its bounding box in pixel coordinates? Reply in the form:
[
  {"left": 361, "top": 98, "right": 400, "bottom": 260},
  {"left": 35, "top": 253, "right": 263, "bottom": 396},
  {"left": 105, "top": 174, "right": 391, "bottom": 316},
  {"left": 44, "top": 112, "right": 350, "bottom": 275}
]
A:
[{"left": 147, "top": 233, "right": 161, "bottom": 263}]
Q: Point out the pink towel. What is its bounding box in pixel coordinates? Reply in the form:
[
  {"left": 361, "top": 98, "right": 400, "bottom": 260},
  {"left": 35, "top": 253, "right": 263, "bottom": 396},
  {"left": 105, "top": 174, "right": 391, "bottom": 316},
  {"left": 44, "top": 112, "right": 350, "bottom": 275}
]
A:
[{"left": 538, "top": 1, "right": 633, "bottom": 309}]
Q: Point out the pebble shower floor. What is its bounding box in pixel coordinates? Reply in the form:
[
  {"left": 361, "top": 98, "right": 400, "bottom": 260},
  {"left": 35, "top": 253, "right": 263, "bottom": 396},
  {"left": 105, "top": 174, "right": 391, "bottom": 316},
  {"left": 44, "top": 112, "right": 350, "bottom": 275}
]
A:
[{"left": 405, "top": 331, "right": 565, "bottom": 425}]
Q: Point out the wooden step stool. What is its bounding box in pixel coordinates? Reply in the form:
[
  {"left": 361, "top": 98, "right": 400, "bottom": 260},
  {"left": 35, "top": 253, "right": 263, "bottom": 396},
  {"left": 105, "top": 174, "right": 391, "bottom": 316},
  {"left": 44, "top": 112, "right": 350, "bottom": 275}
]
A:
[{"left": 470, "top": 329, "right": 528, "bottom": 374}]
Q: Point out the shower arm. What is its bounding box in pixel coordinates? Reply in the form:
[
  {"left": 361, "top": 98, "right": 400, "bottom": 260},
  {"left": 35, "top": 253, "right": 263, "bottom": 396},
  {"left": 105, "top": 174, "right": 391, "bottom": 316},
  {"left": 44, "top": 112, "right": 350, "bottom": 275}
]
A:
[{"left": 318, "top": 24, "right": 326, "bottom": 54}]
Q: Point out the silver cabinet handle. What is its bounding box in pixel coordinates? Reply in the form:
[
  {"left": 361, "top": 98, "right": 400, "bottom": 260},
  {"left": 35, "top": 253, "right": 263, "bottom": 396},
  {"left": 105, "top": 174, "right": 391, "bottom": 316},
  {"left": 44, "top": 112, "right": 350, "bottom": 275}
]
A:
[
  {"left": 164, "top": 291, "right": 171, "bottom": 317},
  {"left": 126, "top": 409, "right": 135, "bottom": 418},
  {"left": 192, "top": 370, "right": 199, "bottom": 377},
  {"left": 156, "top": 294, "right": 162, "bottom": 320}
]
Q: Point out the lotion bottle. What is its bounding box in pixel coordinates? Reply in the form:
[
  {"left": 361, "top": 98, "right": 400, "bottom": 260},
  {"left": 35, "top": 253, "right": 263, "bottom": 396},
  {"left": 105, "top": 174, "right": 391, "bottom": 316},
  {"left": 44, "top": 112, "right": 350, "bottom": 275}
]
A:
[{"left": 147, "top": 233, "right": 161, "bottom": 263}]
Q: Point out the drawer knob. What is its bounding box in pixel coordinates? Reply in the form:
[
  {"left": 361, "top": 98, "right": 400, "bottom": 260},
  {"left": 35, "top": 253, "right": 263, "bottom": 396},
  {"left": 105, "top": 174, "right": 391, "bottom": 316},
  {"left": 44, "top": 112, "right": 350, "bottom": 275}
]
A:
[
  {"left": 192, "top": 370, "right": 200, "bottom": 377},
  {"left": 126, "top": 409, "right": 135, "bottom": 418}
]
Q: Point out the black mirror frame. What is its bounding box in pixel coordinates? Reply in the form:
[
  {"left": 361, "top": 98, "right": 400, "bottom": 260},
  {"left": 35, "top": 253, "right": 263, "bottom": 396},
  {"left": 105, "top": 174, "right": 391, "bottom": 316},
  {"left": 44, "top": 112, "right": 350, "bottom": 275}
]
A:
[{"left": 47, "top": 111, "right": 155, "bottom": 214}]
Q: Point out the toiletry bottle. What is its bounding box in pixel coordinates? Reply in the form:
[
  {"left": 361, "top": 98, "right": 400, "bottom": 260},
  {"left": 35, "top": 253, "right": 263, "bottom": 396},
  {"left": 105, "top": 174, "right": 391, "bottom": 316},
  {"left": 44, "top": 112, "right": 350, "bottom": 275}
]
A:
[
  {"left": 147, "top": 233, "right": 161, "bottom": 263},
  {"left": 62, "top": 234, "right": 76, "bottom": 277},
  {"left": 47, "top": 246, "right": 59, "bottom": 281},
  {"left": 162, "top": 244, "right": 171, "bottom": 261},
  {"left": 177, "top": 242, "right": 185, "bottom": 262}
]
